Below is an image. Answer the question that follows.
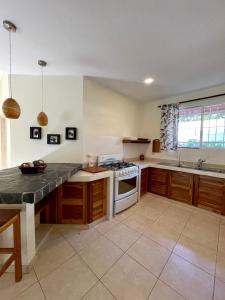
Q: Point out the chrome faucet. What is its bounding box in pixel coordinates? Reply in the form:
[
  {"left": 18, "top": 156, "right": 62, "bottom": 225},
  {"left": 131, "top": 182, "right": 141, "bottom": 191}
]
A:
[
  {"left": 177, "top": 150, "right": 182, "bottom": 167},
  {"left": 196, "top": 158, "right": 206, "bottom": 169}
]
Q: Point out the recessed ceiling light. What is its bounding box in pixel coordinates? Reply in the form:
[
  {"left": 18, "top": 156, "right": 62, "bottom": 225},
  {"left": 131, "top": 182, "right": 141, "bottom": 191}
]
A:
[{"left": 144, "top": 77, "right": 154, "bottom": 85}]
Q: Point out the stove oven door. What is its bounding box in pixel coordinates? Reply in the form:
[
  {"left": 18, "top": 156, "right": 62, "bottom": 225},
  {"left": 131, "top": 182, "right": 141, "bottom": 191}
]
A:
[{"left": 115, "top": 173, "right": 138, "bottom": 201}]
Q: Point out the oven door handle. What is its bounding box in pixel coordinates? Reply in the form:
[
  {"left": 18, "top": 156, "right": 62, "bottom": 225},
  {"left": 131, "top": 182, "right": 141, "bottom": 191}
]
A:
[{"left": 116, "top": 173, "right": 138, "bottom": 181}]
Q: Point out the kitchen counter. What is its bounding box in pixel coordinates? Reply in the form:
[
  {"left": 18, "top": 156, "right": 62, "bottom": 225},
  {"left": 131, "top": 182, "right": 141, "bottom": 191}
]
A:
[
  {"left": 133, "top": 159, "right": 225, "bottom": 179},
  {"left": 0, "top": 163, "right": 82, "bottom": 204},
  {"left": 69, "top": 170, "right": 114, "bottom": 182}
]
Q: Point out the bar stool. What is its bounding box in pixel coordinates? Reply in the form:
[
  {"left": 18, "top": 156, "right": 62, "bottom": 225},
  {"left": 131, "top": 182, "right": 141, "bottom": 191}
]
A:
[{"left": 0, "top": 209, "right": 22, "bottom": 282}]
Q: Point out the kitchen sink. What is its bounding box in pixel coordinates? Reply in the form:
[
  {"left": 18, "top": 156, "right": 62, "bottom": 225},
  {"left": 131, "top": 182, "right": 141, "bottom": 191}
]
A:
[{"left": 158, "top": 162, "right": 225, "bottom": 174}]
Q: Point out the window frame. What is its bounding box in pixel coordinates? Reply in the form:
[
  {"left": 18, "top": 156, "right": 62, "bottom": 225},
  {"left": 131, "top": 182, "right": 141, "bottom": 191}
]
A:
[{"left": 178, "top": 104, "right": 225, "bottom": 149}]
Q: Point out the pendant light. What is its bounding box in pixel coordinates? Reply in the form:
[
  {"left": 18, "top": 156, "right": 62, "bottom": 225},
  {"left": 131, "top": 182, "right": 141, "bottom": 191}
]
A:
[
  {"left": 37, "top": 60, "right": 48, "bottom": 126},
  {"left": 2, "top": 20, "right": 21, "bottom": 119}
]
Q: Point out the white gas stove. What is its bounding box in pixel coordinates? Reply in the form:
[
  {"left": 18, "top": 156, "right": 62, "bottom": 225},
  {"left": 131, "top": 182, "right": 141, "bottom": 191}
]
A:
[{"left": 98, "top": 154, "right": 139, "bottom": 214}]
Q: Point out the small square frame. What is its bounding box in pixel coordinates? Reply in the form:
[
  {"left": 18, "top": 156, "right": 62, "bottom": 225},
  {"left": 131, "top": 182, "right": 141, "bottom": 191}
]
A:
[
  {"left": 47, "top": 134, "right": 61, "bottom": 145},
  {"left": 65, "top": 127, "right": 77, "bottom": 140},
  {"left": 30, "top": 127, "right": 42, "bottom": 139}
]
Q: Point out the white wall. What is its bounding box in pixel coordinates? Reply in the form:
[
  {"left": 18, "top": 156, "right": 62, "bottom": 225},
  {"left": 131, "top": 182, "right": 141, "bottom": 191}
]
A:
[
  {"left": 0, "top": 74, "right": 10, "bottom": 168},
  {"left": 4, "top": 75, "right": 83, "bottom": 167},
  {"left": 83, "top": 78, "right": 144, "bottom": 162},
  {"left": 140, "top": 83, "right": 225, "bottom": 165}
]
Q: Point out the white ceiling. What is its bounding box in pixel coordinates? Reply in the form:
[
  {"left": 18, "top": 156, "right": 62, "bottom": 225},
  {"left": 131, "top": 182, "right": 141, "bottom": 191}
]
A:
[{"left": 1, "top": 0, "right": 225, "bottom": 101}]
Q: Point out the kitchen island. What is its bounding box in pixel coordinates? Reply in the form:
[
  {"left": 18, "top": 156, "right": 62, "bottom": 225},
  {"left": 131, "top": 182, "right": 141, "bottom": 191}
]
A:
[{"left": 0, "top": 163, "right": 82, "bottom": 271}]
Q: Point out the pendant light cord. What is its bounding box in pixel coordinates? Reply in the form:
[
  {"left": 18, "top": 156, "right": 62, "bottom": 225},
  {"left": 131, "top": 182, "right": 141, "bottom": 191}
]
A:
[
  {"left": 41, "top": 65, "right": 44, "bottom": 112},
  {"left": 9, "top": 30, "right": 12, "bottom": 98}
]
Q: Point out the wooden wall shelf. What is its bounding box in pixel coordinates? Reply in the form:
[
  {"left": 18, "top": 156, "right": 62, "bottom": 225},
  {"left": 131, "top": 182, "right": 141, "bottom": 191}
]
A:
[{"left": 122, "top": 139, "right": 151, "bottom": 144}]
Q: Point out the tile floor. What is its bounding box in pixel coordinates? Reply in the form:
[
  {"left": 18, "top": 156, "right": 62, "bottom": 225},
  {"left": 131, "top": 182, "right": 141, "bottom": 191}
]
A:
[{"left": 1, "top": 193, "right": 225, "bottom": 299}]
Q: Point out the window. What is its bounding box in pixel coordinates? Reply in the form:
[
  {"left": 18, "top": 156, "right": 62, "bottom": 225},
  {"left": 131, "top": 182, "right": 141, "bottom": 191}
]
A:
[{"left": 178, "top": 103, "right": 225, "bottom": 148}]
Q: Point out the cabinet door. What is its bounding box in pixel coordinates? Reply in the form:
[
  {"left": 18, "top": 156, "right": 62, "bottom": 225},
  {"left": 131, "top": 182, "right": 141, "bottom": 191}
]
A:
[
  {"left": 87, "top": 178, "right": 107, "bottom": 223},
  {"left": 148, "top": 168, "right": 169, "bottom": 196},
  {"left": 58, "top": 182, "right": 87, "bottom": 224},
  {"left": 140, "top": 168, "right": 148, "bottom": 197},
  {"left": 168, "top": 171, "right": 193, "bottom": 204},
  {"left": 194, "top": 175, "right": 225, "bottom": 214}
]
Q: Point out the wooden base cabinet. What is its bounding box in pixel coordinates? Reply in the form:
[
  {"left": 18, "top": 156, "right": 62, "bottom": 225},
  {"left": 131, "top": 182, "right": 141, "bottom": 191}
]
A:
[
  {"left": 148, "top": 168, "right": 169, "bottom": 196},
  {"left": 58, "top": 179, "right": 107, "bottom": 224},
  {"left": 193, "top": 175, "right": 225, "bottom": 214},
  {"left": 58, "top": 182, "right": 87, "bottom": 224},
  {"left": 168, "top": 171, "right": 193, "bottom": 204},
  {"left": 140, "top": 168, "right": 148, "bottom": 196},
  {"left": 87, "top": 179, "right": 107, "bottom": 223}
]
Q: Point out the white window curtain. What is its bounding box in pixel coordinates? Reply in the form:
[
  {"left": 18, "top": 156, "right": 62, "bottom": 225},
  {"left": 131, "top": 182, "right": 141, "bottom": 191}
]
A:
[{"left": 160, "top": 103, "right": 179, "bottom": 150}]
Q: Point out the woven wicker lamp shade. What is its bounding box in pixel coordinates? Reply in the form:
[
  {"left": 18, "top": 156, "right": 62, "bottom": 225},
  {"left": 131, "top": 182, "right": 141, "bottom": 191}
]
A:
[
  {"left": 37, "top": 60, "right": 48, "bottom": 126},
  {"left": 37, "top": 111, "right": 48, "bottom": 126},
  {"left": 2, "top": 20, "right": 21, "bottom": 120},
  {"left": 2, "top": 98, "right": 21, "bottom": 119}
]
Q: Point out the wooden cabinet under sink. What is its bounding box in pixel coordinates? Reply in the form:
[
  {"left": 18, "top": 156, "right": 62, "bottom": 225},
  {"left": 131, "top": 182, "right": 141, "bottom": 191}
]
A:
[
  {"left": 168, "top": 171, "right": 194, "bottom": 204},
  {"left": 145, "top": 166, "right": 225, "bottom": 215},
  {"left": 193, "top": 175, "right": 225, "bottom": 214}
]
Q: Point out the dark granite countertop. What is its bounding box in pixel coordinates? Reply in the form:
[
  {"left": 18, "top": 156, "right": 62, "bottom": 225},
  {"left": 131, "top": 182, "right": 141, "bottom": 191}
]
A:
[{"left": 0, "top": 163, "right": 82, "bottom": 204}]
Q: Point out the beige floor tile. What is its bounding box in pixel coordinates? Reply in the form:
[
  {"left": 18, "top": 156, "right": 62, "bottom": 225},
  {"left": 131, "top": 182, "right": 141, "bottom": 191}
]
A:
[
  {"left": 35, "top": 224, "right": 53, "bottom": 248},
  {"left": 221, "top": 215, "right": 225, "bottom": 225},
  {"left": 0, "top": 269, "right": 37, "bottom": 300},
  {"left": 14, "top": 283, "right": 45, "bottom": 300},
  {"left": 79, "top": 236, "right": 123, "bottom": 278},
  {"left": 148, "top": 280, "right": 185, "bottom": 300},
  {"left": 174, "top": 235, "right": 216, "bottom": 275},
  {"left": 134, "top": 205, "right": 164, "bottom": 221},
  {"left": 40, "top": 255, "right": 98, "bottom": 300},
  {"left": 62, "top": 227, "right": 101, "bottom": 252},
  {"left": 160, "top": 254, "right": 214, "bottom": 300},
  {"left": 113, "top": 208, "right": 134, "bottom": 222},
  {"left": 95, "top": 220, "right": 118, "bottom": 234},
  {"left": 144, "top": 222, "right": 180, "bottom": 250},
  {"left": 34, "top": 235, "right": 75, "bottom": 280},
  {"left": 122, "top": 214, "right": 154, "bottom": 234},
  {"left": 171, "top": 200, "right": 194, "bottom": 212},
  {"left": 139, "top": 197, "right": 171, "bottom": 211},
  {"left": 182, "top": 222, "right": 219, "bottom": 251},
  {"left": 216, "top": 252, "right": 225, "bottom": 283},
  {"left": 214, "top": 278, "right": 225, "bottom": 300},
  {"left": 127, "top": 236, "right": 171, "bottom": 277},
  {"left": 82, "top": 282, "right": 115, "bottom": 300},
  {"left": 105, "top": 223, "right": 140, "bottom": 251},
  {"left": 101, "top": 254, "right": 157, "bottom": 300},
  {"left": 218, "top": 224, "right": 225, "bottom": 254},
  {"left": 156, "top": 206, "right": 191, "bottom": 233},
  {"left": 188, "top": 210, "right": 220, "bottom": 230}
]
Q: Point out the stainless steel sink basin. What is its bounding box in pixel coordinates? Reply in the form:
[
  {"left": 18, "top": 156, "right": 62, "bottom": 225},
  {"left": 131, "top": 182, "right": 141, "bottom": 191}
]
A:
[{"left": 158, "top": 162, "right": 225, "bottom": 174}]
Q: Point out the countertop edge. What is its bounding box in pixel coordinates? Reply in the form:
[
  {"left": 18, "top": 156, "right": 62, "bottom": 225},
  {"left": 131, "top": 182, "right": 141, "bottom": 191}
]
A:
[
  {"left": 68, "top": 170, "right": 114, "bottom": 182},
  {"left": 133, "top": 160, "right": 225, "bottom": 179}
]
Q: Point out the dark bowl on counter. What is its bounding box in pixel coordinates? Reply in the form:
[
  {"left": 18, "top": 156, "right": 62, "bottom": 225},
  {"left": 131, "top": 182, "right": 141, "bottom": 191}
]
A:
[{"left": 19, "top": 163, "right": 47, "bottom": 174}]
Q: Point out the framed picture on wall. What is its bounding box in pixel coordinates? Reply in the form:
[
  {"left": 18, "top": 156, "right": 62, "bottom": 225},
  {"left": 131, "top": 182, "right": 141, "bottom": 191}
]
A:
[
  {"left": 30, "top": 127, "right": 42, "bottom": 139},
  {"left": 47, "top": 134, "right": 61, "bottom": 145},
  {"left": 65, "top": 127, "right": 77, "bottom": 140}
]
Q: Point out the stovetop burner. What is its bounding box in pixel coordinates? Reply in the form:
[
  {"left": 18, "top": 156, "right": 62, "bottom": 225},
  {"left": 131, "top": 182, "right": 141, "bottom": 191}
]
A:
[{"left": 103, "top": 161, "right": 135, "bottom": 171}]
